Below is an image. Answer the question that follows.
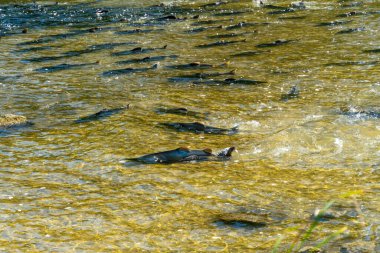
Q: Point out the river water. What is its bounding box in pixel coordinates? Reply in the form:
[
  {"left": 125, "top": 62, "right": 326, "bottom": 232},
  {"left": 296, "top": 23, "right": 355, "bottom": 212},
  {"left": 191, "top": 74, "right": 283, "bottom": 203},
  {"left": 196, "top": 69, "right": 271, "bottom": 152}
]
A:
[{"left": 0, "top": 0, "right": 379, "bottom": 252}]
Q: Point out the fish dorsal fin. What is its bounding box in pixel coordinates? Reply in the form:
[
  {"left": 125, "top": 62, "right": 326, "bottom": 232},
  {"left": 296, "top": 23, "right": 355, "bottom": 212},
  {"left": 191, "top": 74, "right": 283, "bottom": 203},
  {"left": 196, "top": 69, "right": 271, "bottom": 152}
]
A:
[
  {"left": 177, "top": 147, "right": 190, "bottom": 151},
  {"left": 203, "top": 148, "right": 212, "bottom": 154},
  {"left": 190, "top": 62, "right": 200, "bottom": 66}
]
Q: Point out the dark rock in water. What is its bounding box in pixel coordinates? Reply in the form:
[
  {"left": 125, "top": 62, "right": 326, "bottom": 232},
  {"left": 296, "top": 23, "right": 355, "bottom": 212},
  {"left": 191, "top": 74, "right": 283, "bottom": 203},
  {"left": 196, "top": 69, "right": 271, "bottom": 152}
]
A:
[
  {"left": 340, "top": 241, "right": 376, "bottom": 253},
  {"left": 193, "top": 78, "right": 266, "bottom": 86},
  {"left": 231, "top": 50, "right": 268, "bottom": 57},
  {"left": 102, "top": 63, "right": 159, "bottom": 76},
  {"left": 168, "top": 70, "right": 235, "bottom": 83},
  {"left": 256, "top": 39, "right": 294, "bottom": 48},
  {"left": 207, "top": 31, "right": 256, "bottom": 39},
  {"left": 127, "top": 146, "right": 235, "bottom": 164},
  {"left": 116, "top": 55, "right": 178, "bottom": 65},
  {"left": 316, "top": 20, "right": 353, "bottom": 27},
  {"left": 111, "top": 45, "right": 167, "bottom": 56},
  {"left": 155, "top": 107, "right": 206, "bottom": 118},
  {"left": 335, "top": 27, "right": 365, "bottom": 34},
  {"left": 214, "top": 213, "right": 269, "bottom": 229},
  {"left": 160, "top": 122, "right": 238, "bottom": 135},
  {"left": 0, "top": 114, "right": 33, "bottom": 129},
  {"left": 35, "top": 62, "right": 99, "bottom": 73},
  {"left": 281, "top": 85, "right": 300, "bottom": 101},
  {"left": 115, "top": 28, "right": 164, "bottom": 35},
  {"left": 195, "top": 39, "right": 246, "bottom": 48},
  {"left": 363, "top": 48, "right": 380, "bottom": 53},
  {"left": 75, "top": 105, "right": 129, "bottom": 123},
  {"left": 325, "top": 61, "right": 379, "bottom": 67}
]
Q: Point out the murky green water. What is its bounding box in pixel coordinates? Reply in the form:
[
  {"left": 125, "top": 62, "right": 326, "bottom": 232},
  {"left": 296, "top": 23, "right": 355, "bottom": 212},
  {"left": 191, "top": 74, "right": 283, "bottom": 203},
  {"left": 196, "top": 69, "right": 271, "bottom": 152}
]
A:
[{"left": 1, "top": 0, "right": 379, "bottom": 252}]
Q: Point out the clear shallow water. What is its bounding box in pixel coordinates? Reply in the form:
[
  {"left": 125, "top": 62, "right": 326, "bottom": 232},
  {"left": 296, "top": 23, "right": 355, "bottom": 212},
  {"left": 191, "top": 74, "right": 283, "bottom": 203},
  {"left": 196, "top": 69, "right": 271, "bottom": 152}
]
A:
[{"left": 0, "top": 0, "right": 379, "bottom": 252}]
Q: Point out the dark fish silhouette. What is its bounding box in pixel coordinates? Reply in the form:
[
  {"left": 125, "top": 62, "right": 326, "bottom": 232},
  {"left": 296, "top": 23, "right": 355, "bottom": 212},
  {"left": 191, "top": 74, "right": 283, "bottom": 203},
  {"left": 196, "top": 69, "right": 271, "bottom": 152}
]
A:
[
  {"left": 191, "top": 19, "right": 226, "bottom": 26},
  {"left": 215, "top": 213, "right": 269, "bottom": 228},
  {"left": 231, "top": 50, "right": 268, "bottom": 57},
  {"left": 111, "top": 45, "right": 167, "bottom": 56},
  {"left": 225, "top": 22, "right": 259, "bottom": 30},
  {"left": 193, "top": 78, "right": 266, "bottom": 86},
  {"left": 336, "top": 11, "right": 367, "bottom": 18},
  {"left": 165, "top": 62, "right": 216, "bottom": 70},
  {"left": 186, "top": 25, "right": 223, "bottom": 34},
  {"left": 160, "top": 122, "right": 238, "bottom": 135},
  {"left": 14, "top": 46, "right": 53, "bottom": 53},
  {"left": 127, "top": 146, "right": 235, "bottom": 164},
  {"left": 115, "top": 28, "right": 164, "bottom": 35},
  {"left": 207, "top": 31, "right": 255, "bottom": 39},
  {"left": 155, "top": 107, "right": 207, "bottom": 118},
  {"left": 335, "top": 27, "right": 365, "bottom": 35},
  {"left": 168, "top": 70, "right": 235, "bottom": 83},
  {"left": 325, "top": 61, "right": 379, "bottom": 67},
  {"left": 278, "top": 15, "right": 306, "bottom": 20},
  {"left": 102, "top": 64, "right": 159, "bottom": 76},
  {"left": 316, "top": 20, "right": 353, "bottom": 27},
  {"left": 280, "top": 86, "right": 300, "bottom": 101},
  {"left": 116, "top": 55, "right": 178, "bottom": 65},
  {"left": 363, "top": 48, "right": 380, "bottom": 53},
  {"left": 268, "top": 8, "right": 296, "bottom": 15},
  {"left": 35, "top": 62, "right": 99, "bottom": 73},
  {"left": 256, "top": 39, "right": 294, "bottom": 48},
  {"left": 75, "top": 105, "right": 129, "bottom": 123},
  {"left": 213, "top": 11, "right": 248, "bottom": 17},
  {"left": 195, "top": 39, "right": 246, "bottom": 48},
  {"left": 339, "top": 107, "right": 380, "bottom": 119}
]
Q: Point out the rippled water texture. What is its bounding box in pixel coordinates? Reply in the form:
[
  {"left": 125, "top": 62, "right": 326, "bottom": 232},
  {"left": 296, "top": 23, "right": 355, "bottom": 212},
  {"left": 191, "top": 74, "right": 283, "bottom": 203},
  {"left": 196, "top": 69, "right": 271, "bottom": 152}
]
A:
[{"left": 1, "top": 0, "right": 379, "bottom": 251}]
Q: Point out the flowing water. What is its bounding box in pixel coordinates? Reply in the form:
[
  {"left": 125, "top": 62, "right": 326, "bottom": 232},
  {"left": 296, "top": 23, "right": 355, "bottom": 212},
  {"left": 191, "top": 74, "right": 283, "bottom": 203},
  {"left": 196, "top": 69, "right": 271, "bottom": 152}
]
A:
[{"left": 1, "top": 0, "right": 379, "bottom": 252}]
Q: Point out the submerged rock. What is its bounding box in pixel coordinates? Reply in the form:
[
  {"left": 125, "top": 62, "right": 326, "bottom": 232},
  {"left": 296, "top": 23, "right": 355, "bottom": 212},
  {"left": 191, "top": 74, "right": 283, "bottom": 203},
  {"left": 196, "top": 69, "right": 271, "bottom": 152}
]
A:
[
  {"left": 127, "top": 147, "right": 235, "bottom": 164},
  {"left": 0, "top": 114, "right": 33, "bottom": 128}
]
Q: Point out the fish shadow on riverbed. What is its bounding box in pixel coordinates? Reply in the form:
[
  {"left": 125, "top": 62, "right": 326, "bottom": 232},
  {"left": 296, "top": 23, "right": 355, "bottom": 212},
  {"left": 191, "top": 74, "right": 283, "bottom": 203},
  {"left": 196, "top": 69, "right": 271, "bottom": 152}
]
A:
[{"left": 74, "top": 105, "right": 129, "bottom": 123}]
